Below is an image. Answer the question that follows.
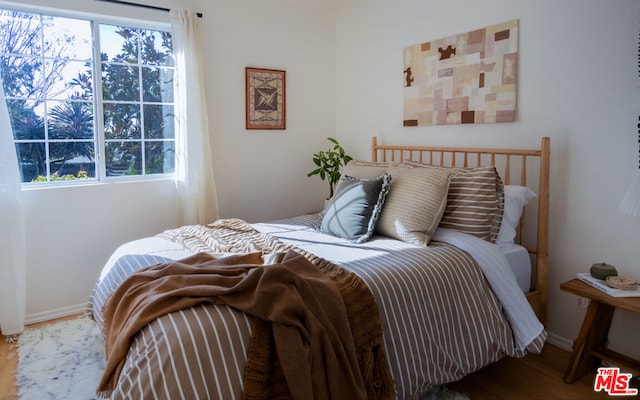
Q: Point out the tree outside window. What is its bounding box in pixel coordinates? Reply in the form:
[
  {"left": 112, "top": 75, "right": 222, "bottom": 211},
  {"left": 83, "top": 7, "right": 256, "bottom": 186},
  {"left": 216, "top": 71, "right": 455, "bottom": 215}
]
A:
[{"left": 0, "top": 9, "right": 175, "bottom": 184}]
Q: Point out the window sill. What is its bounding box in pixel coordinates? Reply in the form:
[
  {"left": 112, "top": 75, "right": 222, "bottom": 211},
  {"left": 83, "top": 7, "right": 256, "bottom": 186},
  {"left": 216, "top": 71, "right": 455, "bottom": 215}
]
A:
[{"left": 21, "top": 175, "right": 175, "bottom": 191}]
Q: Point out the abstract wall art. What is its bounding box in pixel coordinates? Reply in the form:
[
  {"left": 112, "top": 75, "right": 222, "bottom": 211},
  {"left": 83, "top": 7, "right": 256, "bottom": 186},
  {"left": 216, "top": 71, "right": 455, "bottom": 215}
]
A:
[
  {"left": 246, "top": 67, "right": 286, "bottom": 130},
  {"left": 403, "top": 20, "right": 519, "bottom": 126}
]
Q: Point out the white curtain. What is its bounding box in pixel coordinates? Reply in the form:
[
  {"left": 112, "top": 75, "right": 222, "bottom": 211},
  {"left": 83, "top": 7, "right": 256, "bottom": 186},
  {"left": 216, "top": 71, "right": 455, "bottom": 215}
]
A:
[
  {"left": 170, "top": 9, "right": 219, "bottom": 226},
  {"left": 0, "top": 78, "right": 26, "bottom": 337}
]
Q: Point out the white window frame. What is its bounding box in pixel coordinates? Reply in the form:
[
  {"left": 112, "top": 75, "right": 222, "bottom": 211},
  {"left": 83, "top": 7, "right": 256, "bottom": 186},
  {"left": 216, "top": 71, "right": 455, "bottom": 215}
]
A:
[{"left": 0, "top": 3, "right": 175, "bottom": 188}]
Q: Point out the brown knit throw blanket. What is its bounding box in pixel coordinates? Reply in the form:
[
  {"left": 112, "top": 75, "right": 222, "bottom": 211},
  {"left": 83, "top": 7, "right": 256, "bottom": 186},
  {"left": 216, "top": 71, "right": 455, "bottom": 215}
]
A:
[{"left": 99, "top": 219, "right": 395, "bottom": 400}]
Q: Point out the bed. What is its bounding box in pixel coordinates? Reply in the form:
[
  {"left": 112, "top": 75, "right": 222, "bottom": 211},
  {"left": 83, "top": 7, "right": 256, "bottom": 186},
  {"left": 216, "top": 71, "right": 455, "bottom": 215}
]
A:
[{"left": 87, "top": 136, "right": 551, "bottom": 400}]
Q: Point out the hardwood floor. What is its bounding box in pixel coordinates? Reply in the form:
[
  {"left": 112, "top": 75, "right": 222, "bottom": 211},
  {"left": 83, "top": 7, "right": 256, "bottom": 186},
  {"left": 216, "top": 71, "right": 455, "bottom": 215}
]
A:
[
  {"left": 0, "top": 331, "right": 18, "bottom": 400},
  {"left": 0, "top": 317, "right": 636, "bottom": 399},
  {"left": 447, "top": 344, "right": 638, "bottom": 399}
]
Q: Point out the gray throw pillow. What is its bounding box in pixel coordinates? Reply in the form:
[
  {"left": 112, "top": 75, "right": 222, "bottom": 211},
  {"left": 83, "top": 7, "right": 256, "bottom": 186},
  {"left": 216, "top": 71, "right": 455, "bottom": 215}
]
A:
[{"left": 320, "top": 173, "right": 391, "bottom": 243}]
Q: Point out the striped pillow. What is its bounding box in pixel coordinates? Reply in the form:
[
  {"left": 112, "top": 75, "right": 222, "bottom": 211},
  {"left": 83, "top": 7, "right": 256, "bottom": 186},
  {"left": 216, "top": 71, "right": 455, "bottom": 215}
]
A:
[
  {"left": 404, "top": 162, "right": 504, "bottom": 242},
  {"left": 441, "top": 166, "right": 504, "bottom": 242}
]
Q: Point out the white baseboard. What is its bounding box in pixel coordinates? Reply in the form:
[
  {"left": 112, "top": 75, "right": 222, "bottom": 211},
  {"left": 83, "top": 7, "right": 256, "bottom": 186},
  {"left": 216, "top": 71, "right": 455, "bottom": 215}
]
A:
[
  {"left": 25, "top": 303, "right": 86, "bottom": 325},
  {"left": 546, "top": 331, "right": 573, "bottom": 352}
]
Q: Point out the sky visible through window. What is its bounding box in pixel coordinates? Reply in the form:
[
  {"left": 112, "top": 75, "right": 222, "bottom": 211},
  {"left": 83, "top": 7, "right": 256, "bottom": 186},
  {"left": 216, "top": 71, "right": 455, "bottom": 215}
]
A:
[{"left": 0, "top": 8, "right": 175, "bottom": 184}]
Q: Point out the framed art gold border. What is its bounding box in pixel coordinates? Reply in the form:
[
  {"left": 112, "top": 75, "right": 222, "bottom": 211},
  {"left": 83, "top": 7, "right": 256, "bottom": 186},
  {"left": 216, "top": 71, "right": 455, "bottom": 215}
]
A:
[{"left": 245, "top": 67, "right": 286, "bottom": 130}]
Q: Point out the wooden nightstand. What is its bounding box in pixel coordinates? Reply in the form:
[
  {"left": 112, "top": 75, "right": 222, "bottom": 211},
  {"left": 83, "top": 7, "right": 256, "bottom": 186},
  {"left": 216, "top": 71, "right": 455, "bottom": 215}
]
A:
[{"left": 560, "top": 278, "right": 640, "bottom": 383}]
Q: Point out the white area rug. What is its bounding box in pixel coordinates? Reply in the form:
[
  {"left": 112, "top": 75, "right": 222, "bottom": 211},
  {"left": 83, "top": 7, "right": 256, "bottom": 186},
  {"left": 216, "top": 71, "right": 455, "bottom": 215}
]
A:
[
  {"left": 16, "top": 316, "right": 469, "bottom": 400},
  {"left": 16, "top": 317, "right": 105, "bottom": 400},
  {"left": 419, "top": 385, "right": 470, "bottom": 400}
]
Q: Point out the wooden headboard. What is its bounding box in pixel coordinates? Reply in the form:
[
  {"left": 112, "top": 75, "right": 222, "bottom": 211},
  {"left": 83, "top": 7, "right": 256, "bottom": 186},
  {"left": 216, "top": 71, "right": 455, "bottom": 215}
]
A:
[{"left": 371, "top": 136, "right": 551, "bottom": 325}]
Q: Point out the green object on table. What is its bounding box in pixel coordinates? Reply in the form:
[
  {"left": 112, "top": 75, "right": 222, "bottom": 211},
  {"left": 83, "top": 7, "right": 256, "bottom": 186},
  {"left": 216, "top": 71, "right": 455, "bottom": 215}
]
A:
[{"left": 590, "top": 262, "right": 618, "bottom": 280}]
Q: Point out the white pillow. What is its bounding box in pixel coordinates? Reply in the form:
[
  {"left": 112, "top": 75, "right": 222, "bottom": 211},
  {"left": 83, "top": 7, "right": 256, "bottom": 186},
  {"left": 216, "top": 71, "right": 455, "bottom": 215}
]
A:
[{"left": 496, "top": 185, "right": 537, "bottom": 250}]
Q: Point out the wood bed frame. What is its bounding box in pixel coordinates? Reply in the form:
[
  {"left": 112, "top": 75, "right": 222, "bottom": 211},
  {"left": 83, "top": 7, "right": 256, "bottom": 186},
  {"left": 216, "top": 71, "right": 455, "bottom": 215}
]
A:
[{"left": 371, "top": 136, "right": 551, "bottom": 325}]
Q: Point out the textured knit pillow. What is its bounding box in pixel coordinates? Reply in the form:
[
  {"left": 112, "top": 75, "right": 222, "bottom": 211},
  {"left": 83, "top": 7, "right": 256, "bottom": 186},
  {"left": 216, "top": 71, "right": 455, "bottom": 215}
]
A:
[
  {"left": 405, "top": 161, "right": 504, "bottom": 243},
  {"left": 342, "top": 160, "right": 390, "bottom": 179},
  {"left": 320, "top": 173, "right": 392, "bottom": 243},
  {"left": 375, "top": 164, "right": 453, "bottom": 246}
]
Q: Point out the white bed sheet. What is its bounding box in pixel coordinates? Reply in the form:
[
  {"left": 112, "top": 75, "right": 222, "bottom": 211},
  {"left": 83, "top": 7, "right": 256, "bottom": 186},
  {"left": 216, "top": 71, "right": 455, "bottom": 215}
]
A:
[{"left": 502, "top": 244, "right": 531, "bottom": 293}]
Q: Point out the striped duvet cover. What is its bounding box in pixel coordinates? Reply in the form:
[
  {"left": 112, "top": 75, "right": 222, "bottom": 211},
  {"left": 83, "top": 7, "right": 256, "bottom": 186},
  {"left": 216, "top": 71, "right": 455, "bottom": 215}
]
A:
[{"left": 88, "top": 213, "right": 545, "bottom": 399}]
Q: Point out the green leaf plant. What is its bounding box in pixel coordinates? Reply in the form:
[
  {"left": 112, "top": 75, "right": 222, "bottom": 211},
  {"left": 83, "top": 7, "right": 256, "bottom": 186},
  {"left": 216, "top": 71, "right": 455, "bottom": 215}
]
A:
[{"left": 307, "top": 137, "right": 353, "bottom": 199}]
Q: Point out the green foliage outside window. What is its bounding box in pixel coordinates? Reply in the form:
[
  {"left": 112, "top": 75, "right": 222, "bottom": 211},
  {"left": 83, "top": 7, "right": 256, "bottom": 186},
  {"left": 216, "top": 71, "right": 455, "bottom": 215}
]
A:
[{"left": 0, "top": 9, "right": 176, "bottom": 183}]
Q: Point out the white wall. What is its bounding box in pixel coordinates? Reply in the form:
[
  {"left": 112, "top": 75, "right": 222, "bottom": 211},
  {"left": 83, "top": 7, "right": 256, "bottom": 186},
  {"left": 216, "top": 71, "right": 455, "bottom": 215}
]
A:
[
  {"left": 21, "top": 181, "right": 176, "bottom": 320},
  {"left": 5, "top": 0, "right": 336, "bottom": 321},
  {"left": 194, "top": 0, "right": 337, "bottom": 222},
  {"left": 335, "top": 0, "right": 640, "bottom": 357}
]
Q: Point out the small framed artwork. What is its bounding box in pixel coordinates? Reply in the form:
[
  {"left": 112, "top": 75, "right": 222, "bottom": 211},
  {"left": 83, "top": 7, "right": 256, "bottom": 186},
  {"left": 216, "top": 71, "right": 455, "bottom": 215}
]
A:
[{"left": 245, "top": 67, "right": 286, "bottom": 130}]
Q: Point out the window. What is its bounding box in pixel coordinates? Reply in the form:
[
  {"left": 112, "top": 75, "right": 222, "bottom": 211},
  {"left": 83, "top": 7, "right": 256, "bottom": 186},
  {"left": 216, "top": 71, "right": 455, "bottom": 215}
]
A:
[{"left": 0, "top": 8, "right": 175, "bottom": 184}]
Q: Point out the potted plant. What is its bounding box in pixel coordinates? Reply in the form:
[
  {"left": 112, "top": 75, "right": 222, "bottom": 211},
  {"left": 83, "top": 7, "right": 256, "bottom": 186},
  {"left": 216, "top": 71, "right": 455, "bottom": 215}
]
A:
[{"left": 307, "top": 137, "right": 353, "bottom": 199}]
